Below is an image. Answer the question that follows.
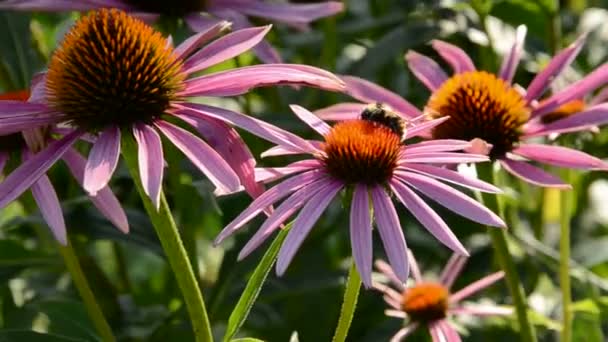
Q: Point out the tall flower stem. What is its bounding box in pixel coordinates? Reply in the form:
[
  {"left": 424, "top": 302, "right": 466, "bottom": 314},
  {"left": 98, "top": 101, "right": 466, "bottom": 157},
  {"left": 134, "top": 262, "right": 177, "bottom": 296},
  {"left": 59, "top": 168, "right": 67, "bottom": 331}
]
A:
[
  {"left": 476, "top": 163, "right": 537, "bottom": 342},
  {"left": 559, "top": 170, "right": 573, "bottom": 342},
  {"left": 332, "top": 261, "right": 361, "bottom": 342},
  {"left": 57, "top": 239, "right": 115, "bottom": 342},
  {"left": 121, "top": 133, "right": 213, "bottom": 342}
]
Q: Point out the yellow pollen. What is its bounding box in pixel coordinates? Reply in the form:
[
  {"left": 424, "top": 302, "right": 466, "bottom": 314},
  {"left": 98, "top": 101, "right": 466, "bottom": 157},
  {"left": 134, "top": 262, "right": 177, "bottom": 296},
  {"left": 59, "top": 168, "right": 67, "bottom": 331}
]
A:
[
  {"left": 321, "top": 120, "right": 401, "bottom": 185},
  {"left": 46, "top": 9, "right": 185, "bottom": 131},
  {"left": 540, "top": 99, "right": 586, "bottom": 124},
  {"left": 401, "top": 282, "right": 449, "bottom": 322},
  {"left": 425, "top": 71, "right": 530, "bottom": 158}
]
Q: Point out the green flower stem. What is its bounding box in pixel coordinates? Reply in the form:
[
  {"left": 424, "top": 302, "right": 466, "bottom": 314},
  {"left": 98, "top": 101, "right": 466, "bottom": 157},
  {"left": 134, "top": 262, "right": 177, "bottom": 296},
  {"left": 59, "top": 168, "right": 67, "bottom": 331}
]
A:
[
  {"left": 559, "top": 170, "right": 573, "bottom": 342},
  {"left": 332, "top": 261, "right": 361, "bottom": 342},
  {"left": 57, "top": 239, "right": 115, "bottom": 342},
  {"left": 476, "top": 163, "right": 537, "bottom": 342},
  {"left": 121, "top": 134, "right": 213, "bottom": 342}
]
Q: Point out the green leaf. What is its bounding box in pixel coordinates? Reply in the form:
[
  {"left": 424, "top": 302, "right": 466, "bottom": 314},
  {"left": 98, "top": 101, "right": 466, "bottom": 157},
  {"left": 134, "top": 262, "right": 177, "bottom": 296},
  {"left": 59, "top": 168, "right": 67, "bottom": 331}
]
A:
[
  {"left": 572, "top": 300, "right": 604, "bottom": 342},
  {"left": 0, "top": 330, "right": 87, "bottom": 342},
  {"left": 222, "top": 225, "right": 291, "bottom": 342},
  {"left": 331, "top": 262, "right": 361, "bottom": 342}
]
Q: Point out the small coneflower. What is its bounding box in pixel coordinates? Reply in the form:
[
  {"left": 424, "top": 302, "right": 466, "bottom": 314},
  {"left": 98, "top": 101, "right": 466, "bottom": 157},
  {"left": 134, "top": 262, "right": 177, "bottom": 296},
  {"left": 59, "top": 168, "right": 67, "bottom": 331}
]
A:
[
  {"left": 404, "top": 26, "right": 608, "bottom": 187},
  {"left": 213, "top": 104, "right": 505, "bottom": 287},
  {"left": 374, "top": 251, "right": 510, "bottom": 342},
  {"left": 0, "top": 87, "right": 128, "bottom": 244},
  {"left": 0, "top": 0, "right": 344, "bottom": 63},
  {"left": 0, "top": 9, "right": 344, "bottom": 211}
]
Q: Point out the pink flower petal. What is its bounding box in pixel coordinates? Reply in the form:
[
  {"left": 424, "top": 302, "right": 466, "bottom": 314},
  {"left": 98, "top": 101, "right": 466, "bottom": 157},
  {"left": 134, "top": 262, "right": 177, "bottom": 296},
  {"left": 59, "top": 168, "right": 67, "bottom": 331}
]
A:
[
  {"left": 181, "top": 64, "right": 345, "bottom": 97},
  {"left": 289, "top": 105, "right": 331, "bottom": 136},
  {"left": 216, "top": 1, "right": 344, "bottom": 24},
  {"left": 432, "top": 40, "right": 476, "bottom": 73},
  {"left": 437, "top": 320, "right": 461, "bottom": 342},
  {"left": 499, "top": 25, "right": 527, "bottom": 83},
  {"left": 450, "top": 271, "right": 505, "bottom": 303},
  {"left": 525, "top": 103, "right": 608, "bottom": 137},
  {"left": 182, "top": 25, "right": 272, "bottom": 75},
  {"left": 450, "top": 305, "right": 513, "bottom": 316},
  {"left": 525, "top": 33, "right": 587, "bottom": 102},
  {"left": 400, "top": 152, "right": 489, "bottom": 164},
  {"left": 62, "top": 149, "right": 129, "bottom": 233},
  {"left": 0, "top": 152, "right": 8, "bottom": 173},
  {"left": 214, "top": 169, "right": 326, "bottom": 244},
  {"left": 0, "top": 113, "right": 63, "bottom": 135},
  {"left": 31, "top": 174, "right": 66, "bottom": 245},
  {"left": 407, "top": 249, "right": 423, "bottom": 282},
  {"left": 0, "top": 130, "right": 80, "bottom": 209},
  {"left": 350, "top": 184, "right": 373, "bottom": 288},
  {"left": 533, "top": 63, "right": 608, "bottom": 117},
  {"left": 174, "top": 20, "right": 231, "bottom": 61},
  {"left": 253, "top": 159, "right": 322, "bottom": 184},
  {"left": 371, "top": 186, "right": 409, "bottom": 282},
  {"left": 314, "top": 102, "right": 367, "bottom": 121},
  {"left": 184, "top": 12, "right": 226, "bottom": 32},
  {"left": 238, "top": 177, "right": 330, "bottom": 260},
  {"left": 439, "top": 253, "right": 468, "bottom": 289},
  {"left": 173, "top": 103, "right": 317, "bottom": 153},
  {"left": 155, "top": 120, "right": 240, "bottom": 195},
  {"left": 390, "top": 324, "right": 419, "bottom": 342},
  {"left": 402, "top": 164, "right": 501, "bottom": 193},
  {"left": 395, "top": 171, "right": 505, "bottom": 227},
  {"left": 276, "top": 180, "right": 342, "bottom": 275},
  {"left": 404, "top": 139, "right": 472, "bottom": 154},
  {"left": 83, "top": 126, "right": 121, "bottom": 196},
  {"left": 405, "top": 51, "right": 448, "bottom": 91},
  {"left": 341, "top": 75, "right": 422, "bottom": 118},
  {"left": 0, "top": 0, "right": 132, "bottom": 11},
  {"left": 500, "top": 158, "right": 571, "bottom": 189},
  {"left": 513, "top": 143, "right": 608, "bottom": 169},
  {"left": 406, "top": 116, "right": 449, "bottom": 138},
  {"left": 133, "top": 123, "right": 164, "bottom": 209},
  {"left": 390, "top": 179, "right": 469, "bottom": 256}
]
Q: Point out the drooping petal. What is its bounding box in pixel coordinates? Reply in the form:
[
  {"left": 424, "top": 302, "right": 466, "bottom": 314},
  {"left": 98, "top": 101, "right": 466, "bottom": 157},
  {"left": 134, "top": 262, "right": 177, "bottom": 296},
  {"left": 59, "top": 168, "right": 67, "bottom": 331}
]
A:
[
  {"left": 500, "top": 158, "right": 571, "bottom": 189},
  {"left": 437, "top": 320, "right": 461, "bottom": 342},
  {"left": 350, "top": 184, "right": 373, "bottom": 288},
  {"left": 83, "top": 126, "right": 121, "bottom": 196},
  {"left": 133, "top": 123, "right": 164, "bottom": 209},
  {"left": 276, "top": 180, "right": 342, "bottom": 275},
  {"left": 533, "top": 64, "right": 608, "bottom": 117},
  {"left": 260, "top": 144, "right": 314, "bottom": 158},
  {"left": 499, "top": 25, "right": 527, "bottom": 83},
  {"left": 429, "top": 321, "right": 446, "bottom": 342},
  {"left": 405, "top": 51, "right": 448, "bottom": 91},
  {"left": 513, "top": 144, "right": 608, "bottom": 169},
  {"left": 0, "top": 130, "right": 80, "bottom": 209},
  {"left": 174, "top": 20, "right": 231, "bottom": 61},
  {"left": 431, "top": 40, "right": 476, "bottom": 73},
  {"left": 214, "top": 169, "right": 326, "bottom": 244},
  {"left": 238, "top": 177, "right": 331, "bottom": 260},
  {"left": 371, "top": 186, "right": 409, "bottom": 281},
  {"left": 0, "top": 112, "right": 64, "bottom": 135},
  {"left": 289, "top": 105, "right": 331, "bottom": 136},
  {"left": 407, "top": 249, "right": 423, "bottom": 282},
  {"left": 406, "top": 116, "right": 449, "bottom": 138},
  {"left": 181, "top": 64, "right": 345, "bottom": 97},
  {"left": 374, "top": 260, "right": 405, "bottom": 291},
  {"left": 184, "top": 12, "right": 226, "bottom": 32},
  {"left": 31, "top": 175, "right": 66, "bottom": 245},
  {"left": 438, "top": 253, "right": 468, "bottom": 289},
  {"left": 402, "top": 164, "right": 501, "bottom": 193},
  {"left": 0, "top": 0, "right": 132, "bottom": 11},
  {"left": 395, "top": 171, "right": 505, "bottom": 227},
  {"left": 450, "top": 271, "right": 505, "bottom": 303},
  {"left": 176, "top": 112, "right": 263, "bottom": 198},
  {"left": 400, "top": 152, "right": 489, "bottom": 164},
  {"left": 173, "top": 103, "right": 317, "bottom": 153},
  {"left": 404, "top": 139, "right": 472, "bottom": 154},
  {"left": 218, "top": 1, "right": 344, "bottom": 25},
  {"left": 62, "top": 149, "right": 129, "bottom": 233},
  {"left": 450, "top": 305, "right": 513, "bottom": 316},
  {"left": 252, "top": 159, "right": 322, "bottom": 184},
  {"left": 390, "top": 180, "right": 469, "bottom": 256},
  {"left": 390, "top": 324, "right": 419, "bottom": 342},
  {"left": 182, "top": 25, "right": 272, "bottom": 75},
  {"left": 341, "top": 76, "right": 422, "bottom": 118},
  {"left": 525, "top": 103, "right": 608, "bottom": 137},
  {"left": 314, "top": 103, "right": 366, "bottom": 121},
  {"left": 525, "top": 33, "right": 587, "bottom": 102},
  {"left": 155, "top": 120, "right": 240, "bottom": 195}
]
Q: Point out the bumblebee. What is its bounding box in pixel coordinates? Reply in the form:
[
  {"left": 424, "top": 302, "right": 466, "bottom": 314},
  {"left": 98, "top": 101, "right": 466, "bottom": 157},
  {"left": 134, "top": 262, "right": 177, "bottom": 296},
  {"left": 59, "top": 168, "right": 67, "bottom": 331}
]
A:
[{"left": 360, "top": 103, "right": 406, "bottom": 141}]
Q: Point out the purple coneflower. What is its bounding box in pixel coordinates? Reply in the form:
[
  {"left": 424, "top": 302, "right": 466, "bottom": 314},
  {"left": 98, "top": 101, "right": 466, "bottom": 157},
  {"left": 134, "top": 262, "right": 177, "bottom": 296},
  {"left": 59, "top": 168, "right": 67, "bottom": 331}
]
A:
[
  {"left": 0, "top": 88, "right": 128, "bottom": 244},
  {"left": 374, "top": 251, "right": 510, "bottom": 342},
  {"left": 0, "top": 9, "right": 344, "bottom": 211},
  {"left": 318, "top": 26, "right": 608, "bottom": 188},
  {"left": 0, "top": 0, "right": 344, "bottom": 63},
  {"left": 213, "top": 104, "right": 505, "bottom": 287}
]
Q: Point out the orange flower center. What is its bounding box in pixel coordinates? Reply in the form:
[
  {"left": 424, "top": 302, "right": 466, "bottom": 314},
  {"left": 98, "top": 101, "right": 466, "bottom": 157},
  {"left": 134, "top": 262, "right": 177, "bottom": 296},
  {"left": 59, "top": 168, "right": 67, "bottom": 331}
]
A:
[
  {"left": 46, "top": 9, "right": 185, "bottom": 132},
  {"left": 321, "top": 120, "right": 401, "bottom": 185},
  {"left": 425, "top": 71, "right": 530, "bottom": 159},
  {"left": 126, "top": 0, "right": 206, "bottom": 15},
  {"left": 540, "top": 99, "right": 585, "bottom": 124},
  {"left": 401, "top": 282, "right": 449, "bottom": 322}
]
